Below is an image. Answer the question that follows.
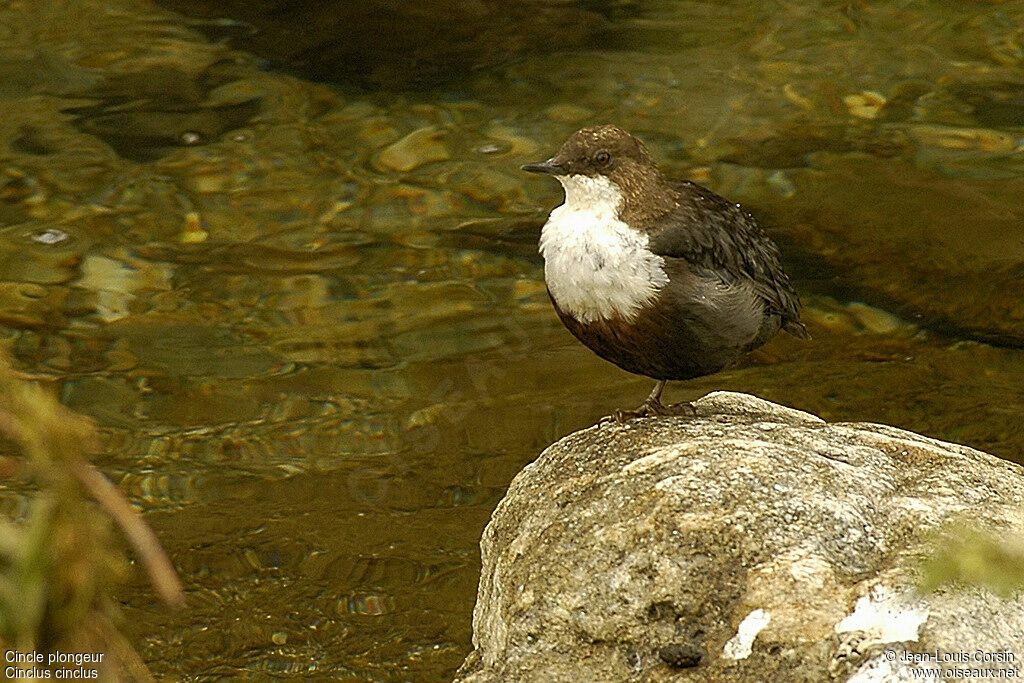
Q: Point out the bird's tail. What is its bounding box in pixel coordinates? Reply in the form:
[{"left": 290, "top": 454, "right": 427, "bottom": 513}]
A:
[{"left": 783, "top": 319, "right": 811, "bottom": 340}]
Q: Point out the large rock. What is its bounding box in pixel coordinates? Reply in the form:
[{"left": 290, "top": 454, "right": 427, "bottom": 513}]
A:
[{"left": 455, "top": 392, "right": 1024, "bottom": 682}]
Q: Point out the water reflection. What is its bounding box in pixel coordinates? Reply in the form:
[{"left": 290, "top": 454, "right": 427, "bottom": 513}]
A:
[
  {"left": 154, "top": 0, "right": 622, "bottom": 90},
  {"left": 1, "top": 0, "right": 1024, "bottom": 679}
]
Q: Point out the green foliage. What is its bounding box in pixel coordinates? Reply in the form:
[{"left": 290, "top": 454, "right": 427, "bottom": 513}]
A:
[
  {"left": 0, "top": 497, "right": 53, "bottom": 648},
  {"left": 0, "top": 355, "right": 159, "bottom": 679},
  {"left": 921, "top": 523, "right": 1024, "bottom": 598}
]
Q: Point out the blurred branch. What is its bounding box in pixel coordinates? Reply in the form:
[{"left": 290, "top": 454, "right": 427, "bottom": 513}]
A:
[{"left": 66, "top": 458, "right": 184, "bottom": 608}]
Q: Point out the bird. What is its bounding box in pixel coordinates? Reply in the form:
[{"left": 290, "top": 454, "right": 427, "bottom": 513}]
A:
[{"left": 522, "top": 125, "right": 808, "bottom": 420}]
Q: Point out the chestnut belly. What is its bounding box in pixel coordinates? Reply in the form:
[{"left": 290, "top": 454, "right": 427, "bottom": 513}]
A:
[{"left": 551, "top": 285, "right": 779, "bottom": 381}]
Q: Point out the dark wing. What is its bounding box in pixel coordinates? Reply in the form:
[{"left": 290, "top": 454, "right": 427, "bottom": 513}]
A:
[{"left": 648, "top": 180, "right": 809, "bottom": 339}]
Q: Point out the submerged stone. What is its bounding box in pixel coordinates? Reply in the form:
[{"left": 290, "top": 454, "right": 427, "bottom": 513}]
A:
[
  {"left": 769, "top": 153, "right": 1024, "bottom": 344},
  {"left": 374, "top": 127, "right": 451, "bottom": 173}
]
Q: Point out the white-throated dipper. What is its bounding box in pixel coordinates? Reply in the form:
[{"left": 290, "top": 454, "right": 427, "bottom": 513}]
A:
[{"left": 522, "top": 125, "right": 808, "bottom": 419}]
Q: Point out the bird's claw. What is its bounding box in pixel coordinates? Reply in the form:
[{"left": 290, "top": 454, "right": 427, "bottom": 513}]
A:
[
  {"left": 664, "top": 401, "right": 697, "bottom": 417},
  {"left": 600, "top": 400, "right": 695, "bottom": 424}
]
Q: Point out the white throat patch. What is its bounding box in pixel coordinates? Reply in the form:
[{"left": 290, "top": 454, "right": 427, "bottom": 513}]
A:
[{"left": 539, "top": 174, "right": 668, "bottom": 324}]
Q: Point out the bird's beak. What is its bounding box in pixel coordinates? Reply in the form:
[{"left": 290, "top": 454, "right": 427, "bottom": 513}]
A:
[{"left": 521, "top": 158, "right": 566, "bottom": 175}]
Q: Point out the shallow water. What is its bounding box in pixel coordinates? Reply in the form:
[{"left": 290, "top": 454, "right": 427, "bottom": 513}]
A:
[{"left": 2, "top": 0, "right": 1024, "bottom": 679}]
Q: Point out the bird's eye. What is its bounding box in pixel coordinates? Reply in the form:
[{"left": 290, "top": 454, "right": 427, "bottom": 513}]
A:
[{"left": 594, "top": 150, "right": 611, "bottom": 165}]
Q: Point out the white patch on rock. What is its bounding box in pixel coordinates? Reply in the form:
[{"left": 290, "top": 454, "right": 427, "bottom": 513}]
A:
[
  {"left": 623, "top": 444, "right": 705, "bottom": 475},
  {"left": 722, "top": 608, "right": 771, "bottom": 660},
  {"left": 835, "top": 586, "right": 929, "bottom": 644},
  {"left": 539, "top": 174, "right": 668, "bottom": 324}
]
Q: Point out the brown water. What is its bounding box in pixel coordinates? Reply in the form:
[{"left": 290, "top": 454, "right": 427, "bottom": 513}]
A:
[{"left": 2, "top": 0, "right": 1024, "bottom": 679}]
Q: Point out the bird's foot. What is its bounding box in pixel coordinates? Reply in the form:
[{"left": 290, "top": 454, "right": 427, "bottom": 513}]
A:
[{"left": 600, "top": 398, "right": 696, "bottom": 424}]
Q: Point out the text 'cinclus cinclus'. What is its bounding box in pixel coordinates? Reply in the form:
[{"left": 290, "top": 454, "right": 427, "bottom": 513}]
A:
[{"left": 523, "top": 125, "right": 808, "bottom": 420}]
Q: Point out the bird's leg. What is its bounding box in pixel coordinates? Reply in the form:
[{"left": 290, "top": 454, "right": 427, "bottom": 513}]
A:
[
  {"left": 638, "top": 379, "right": 669, "bottom": 414},
  {"left": 602, "top": 380, "right": 696, "bottom": 423}
]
